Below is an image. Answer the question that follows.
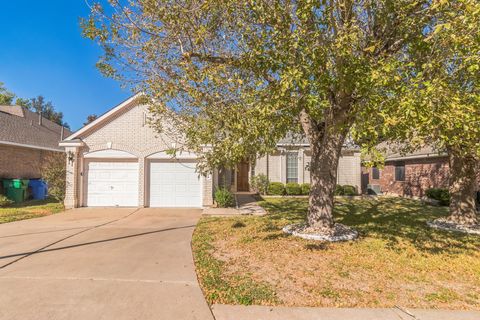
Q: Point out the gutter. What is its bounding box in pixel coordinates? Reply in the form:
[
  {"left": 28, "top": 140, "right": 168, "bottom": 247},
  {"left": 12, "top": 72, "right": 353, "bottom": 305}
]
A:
[
  {"left": 385, "top": 153, "right": 448, "bottom": 161},
  {"left": 59, "top": 139, "right": 85, "bottom": 148},
  {"left": 0, "top": 140, "right": 64, "bottom": 152},
  {"left": 276, "top": 143, "right": 360, "bottom": 152}
]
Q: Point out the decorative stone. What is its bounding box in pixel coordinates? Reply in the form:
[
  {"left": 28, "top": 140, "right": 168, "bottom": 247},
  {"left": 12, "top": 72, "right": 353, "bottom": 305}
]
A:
[
  {"left": 283, "top": 223, "right": 358, "bottom": 242},
  {"left": 427, "top": 218, "right": 480, "bottom": 235}
]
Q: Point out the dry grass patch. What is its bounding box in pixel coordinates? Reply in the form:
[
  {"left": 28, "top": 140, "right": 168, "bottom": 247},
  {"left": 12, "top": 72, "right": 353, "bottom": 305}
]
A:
[
  {"left": 0, "top": 199, "right": 64, "bottom": 224},
  {"left": 192, "top": 197, "right": 480, "bottom": 309}
]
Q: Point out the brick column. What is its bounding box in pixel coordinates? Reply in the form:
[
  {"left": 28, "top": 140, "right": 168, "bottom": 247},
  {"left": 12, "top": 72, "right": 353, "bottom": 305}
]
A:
[
  {"left": 203, "top": 172, "right": 214, "bottom": 206},
  {"left": 64, "top": 147, "right": 80, "bottom": 209},
  {"left": 138, "top": 157, "right": 146, "bottom": 207}
]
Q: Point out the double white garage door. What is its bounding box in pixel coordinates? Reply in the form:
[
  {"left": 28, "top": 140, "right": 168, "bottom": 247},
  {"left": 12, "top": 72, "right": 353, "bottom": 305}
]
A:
[{"left": 86, "top": 161, "right": 202, "bottom": 207}]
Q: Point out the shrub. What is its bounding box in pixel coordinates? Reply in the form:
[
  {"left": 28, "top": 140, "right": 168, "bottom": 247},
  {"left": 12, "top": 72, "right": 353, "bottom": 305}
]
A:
[
  {"left": 41, "top": 153, "right": 66, "bottom": 202},
  {"left": 250, "top": 174, "right": 269, "bottom": 195},
  {"left": 285, "top": 182, "right": 302, "bottom": 195},
  {"left": 268, "top": 182, "right": 285, "bottom": 195},
  {"left": 301, "top": 183, "right": 310, "bottom": 195},
  {"left": 334, "top": 185, "right": 358, "bottom": 196},
  {"left": 334, "top": 184, "right": 344, "bottom": 196},
  {"left": 426, "top": 188, "right": 450, "bottom": 206},
  {"left": 342, "top": 185, "right": 358, "bottom": 196},
  {"left": 0, "top": 194, "right": 13, "bottom": 207},
  {"left": 214, "top": 187, "right": 235, "bottom": 208}
]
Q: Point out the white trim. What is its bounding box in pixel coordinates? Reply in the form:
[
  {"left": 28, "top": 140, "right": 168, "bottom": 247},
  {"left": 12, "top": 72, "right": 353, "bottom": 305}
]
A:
[
  {"left": 276, "top": 143, "right": 360, "bottom": 152},
  {"left": 84, "top": 149, "right": 137, "bottom": 159},
  {"left": 386, "top": 153, "right": 447, "bottom": 161},
  {"left": 65, "top": 93, "right": 143, "bottom": 141},
  {"left": 0, "top": 140, "right": 63, "bottom": 152},
  {"left": 59, "top": 140, "right": 85, "bottom": 147},
  {"left": 147, "top": 151, "right": 198, "bottom": 159},
  {"left": 277, "top": 143, "right": 310, "bottom": 147}
]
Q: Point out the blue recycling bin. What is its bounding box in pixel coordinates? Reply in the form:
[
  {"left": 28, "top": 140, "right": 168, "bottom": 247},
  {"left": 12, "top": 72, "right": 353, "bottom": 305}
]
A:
[{"left": 29, "top": 180, "right": 48, "bottom": 200}]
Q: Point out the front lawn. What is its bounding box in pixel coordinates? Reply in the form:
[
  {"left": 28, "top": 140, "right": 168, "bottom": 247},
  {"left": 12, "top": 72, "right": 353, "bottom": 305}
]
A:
[
  {"left": 0, "top": 199, "right": 64, "bottom": 224},
  {"left": 192, "top": 197, "right": 480, "bottom": 309}
]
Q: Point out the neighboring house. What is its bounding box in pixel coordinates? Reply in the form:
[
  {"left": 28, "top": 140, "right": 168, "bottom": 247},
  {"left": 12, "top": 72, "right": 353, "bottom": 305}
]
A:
[
  {"left": 0, "top": 105, "right": 71, "bottom": 192},
  {"left": 362, "top": 145, "right": 450, "bottom": 197},
  {"left": 60, "top": 95, "right": 362, "bottom": 209}
]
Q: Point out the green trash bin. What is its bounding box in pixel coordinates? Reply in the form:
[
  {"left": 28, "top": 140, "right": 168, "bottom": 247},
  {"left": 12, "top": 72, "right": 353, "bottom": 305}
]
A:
[
  {"left": 7, "top": 188, "right": 25, "bottom": 203},
  {"left": 2, "top": 179, "right": 11, "bottom": 189},
  {"left": 6, "top": 179, "right": 29, "bottom": 203},
  {"left": 10, "top": 179, "right": 29, "bottom": 188}
]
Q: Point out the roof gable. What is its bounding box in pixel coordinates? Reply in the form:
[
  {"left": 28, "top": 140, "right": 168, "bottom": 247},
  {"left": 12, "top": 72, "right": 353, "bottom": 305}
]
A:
[{"left": 65, "top": 94, "right": 142, "bottom": 141}]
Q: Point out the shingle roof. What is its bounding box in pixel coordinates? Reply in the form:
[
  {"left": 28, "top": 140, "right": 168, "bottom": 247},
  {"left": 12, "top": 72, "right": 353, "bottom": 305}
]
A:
[
  {"left": 277, "top": 133, "right": 360, "bottom": 150},
  {"left": 377, "top": 142, "right": 446, "bottom": 161},
  {"left": 0, "top": 105, "right": 72, "bottom": 151}
]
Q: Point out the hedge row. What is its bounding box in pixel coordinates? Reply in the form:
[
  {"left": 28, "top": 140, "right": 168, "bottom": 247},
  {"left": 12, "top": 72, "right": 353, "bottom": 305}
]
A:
[
  {"left": 267, "top": 182, "right": 310, "bottom": 195},
  {"left": 267, "top": 182, "right": 357, "bottom": 196}
]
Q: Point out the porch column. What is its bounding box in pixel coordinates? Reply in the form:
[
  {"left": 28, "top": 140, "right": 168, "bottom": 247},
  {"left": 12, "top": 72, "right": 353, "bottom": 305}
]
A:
[
  {"left": 280, "top": 149, "right": 286, "bottom": 183},
  {"left": 64, "top": 146, "right": 80, "bottom": 209},
  {"left": 203, "top": 172, "right": 214, "bottom": 206},
  {"left": 138, "top": 157, "right": 146, "bottom": 207},
  {"left": 298, "top": 148, "right": 304, "bottom": 184}
]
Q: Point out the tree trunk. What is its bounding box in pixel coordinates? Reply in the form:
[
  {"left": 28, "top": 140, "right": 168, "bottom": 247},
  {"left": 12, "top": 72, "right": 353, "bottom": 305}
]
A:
[
  {"left": 447, "top": 149, "right": 478, "bottom": 226},
  {"left": 299, "top": 109, "right": 348, "bottom": 230},
  {"left": 307, "top": 128, "right": 346, "bottom": 229}
]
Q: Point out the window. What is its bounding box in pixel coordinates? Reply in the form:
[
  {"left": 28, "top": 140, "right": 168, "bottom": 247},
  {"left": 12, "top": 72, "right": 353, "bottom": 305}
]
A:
[
  {"left": 395, "top": 162, "right": 405, "bottom": 181},
  {"left": 372, "top": 167, "right": 380, "bottom": 180},
  {"left": 286, "top": 152, "right": 298, "bottom": 183}
]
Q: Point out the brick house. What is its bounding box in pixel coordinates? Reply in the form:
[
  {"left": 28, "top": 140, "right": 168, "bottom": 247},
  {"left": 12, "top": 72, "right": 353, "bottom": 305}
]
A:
[
  {"left": 362, "top": 145, "right": 450, "bottom": 197},
  {"left": 0, "top": 105, "right": 71, "bottom": 194},
  {"left": 60, "top": 95, "right": 361, "bottom": 208}
]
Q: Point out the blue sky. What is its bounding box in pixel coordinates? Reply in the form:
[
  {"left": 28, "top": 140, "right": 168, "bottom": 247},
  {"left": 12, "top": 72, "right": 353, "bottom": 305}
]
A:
[{"left": 0, "top": 0, "right": 130, "bottom": 131}]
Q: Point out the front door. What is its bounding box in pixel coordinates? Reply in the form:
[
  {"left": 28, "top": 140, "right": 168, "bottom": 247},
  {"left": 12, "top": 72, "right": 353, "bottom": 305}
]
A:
[{"left": 236, "top": 161, "right": 249, "bottom": 191}]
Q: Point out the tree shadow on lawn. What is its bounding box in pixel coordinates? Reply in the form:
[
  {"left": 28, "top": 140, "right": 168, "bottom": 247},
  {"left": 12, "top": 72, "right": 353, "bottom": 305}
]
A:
[
  {"left": 259, "top": 197, "right": 479, "bottom": 255},
  {"left": 336, "top": 197, "right": 480, "bottom": 255}
]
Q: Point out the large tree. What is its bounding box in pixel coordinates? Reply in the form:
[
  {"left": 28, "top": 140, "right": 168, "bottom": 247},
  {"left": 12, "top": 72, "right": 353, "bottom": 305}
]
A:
[
  {"left": 0, "top": 82, "right": 14, "bottom": 105},
  {"left": 84, "top": 114, "right": 99, "bottom": 126},
  {"left": 0, "top": 83, "right": 70, "bottom": 129},
  {"left": 82, "top": 0, "right": 430, "bottom": 235},
  {"left": 29, "top": 95, "right": 70, "bottom": 129},
  {"left": 362, "top": 0, "right": 480, "bottom": 226}
]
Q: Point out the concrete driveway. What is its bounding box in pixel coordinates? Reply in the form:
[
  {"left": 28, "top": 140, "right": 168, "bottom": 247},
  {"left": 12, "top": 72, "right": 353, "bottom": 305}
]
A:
[{"left": 0, "top": 208, "right": 214, "bottom": 320}]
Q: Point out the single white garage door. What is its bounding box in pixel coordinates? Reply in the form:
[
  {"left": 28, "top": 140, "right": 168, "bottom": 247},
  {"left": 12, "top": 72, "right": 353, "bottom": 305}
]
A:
[
  {"left": 86, "top": 161, "right": 139, "bottom": 207},
  {"left": 149, "top": 161, "right": 202, "bottom": 207}
]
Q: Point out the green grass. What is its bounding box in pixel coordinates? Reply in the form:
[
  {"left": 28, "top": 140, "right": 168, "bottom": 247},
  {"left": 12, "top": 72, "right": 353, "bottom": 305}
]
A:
[
  {"left": 0, "top": 198, "right": 64, "bottom": 224},
  {"left": 192, "top": 197, "right": 480, "bottom": 309}
]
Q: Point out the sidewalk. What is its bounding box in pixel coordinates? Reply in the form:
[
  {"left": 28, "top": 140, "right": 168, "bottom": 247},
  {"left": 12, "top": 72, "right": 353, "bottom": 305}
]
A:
[
  {"left": 211, "top": 304, "right": 480, "bottom": 320},
  {"left": 235, "top": 193, "right": 266, "bottom": 215},
  {"left": 203, "top": 193, "right": 266, "bottom": 216}
]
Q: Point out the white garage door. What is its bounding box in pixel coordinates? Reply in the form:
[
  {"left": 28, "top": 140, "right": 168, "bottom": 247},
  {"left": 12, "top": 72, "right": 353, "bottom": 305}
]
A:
[
  {"left": 149, "top": 161, "right": 202, "bottom": 207},
  {"left": 86, "top": 161, "right": 139, "bottom": 207}
]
